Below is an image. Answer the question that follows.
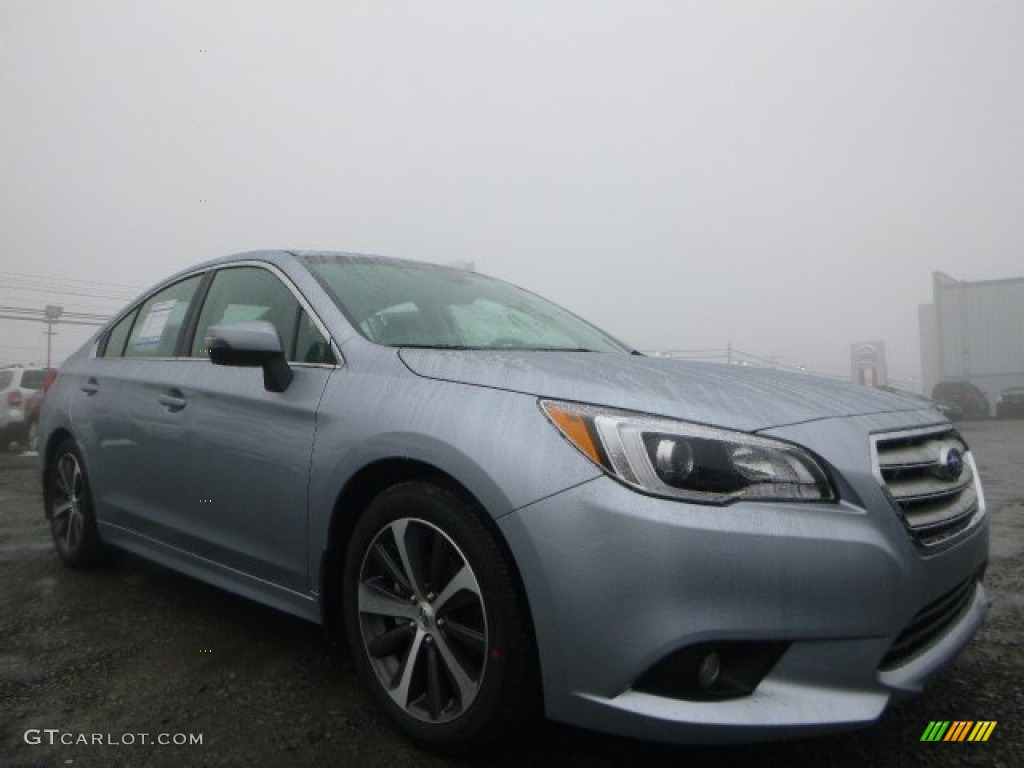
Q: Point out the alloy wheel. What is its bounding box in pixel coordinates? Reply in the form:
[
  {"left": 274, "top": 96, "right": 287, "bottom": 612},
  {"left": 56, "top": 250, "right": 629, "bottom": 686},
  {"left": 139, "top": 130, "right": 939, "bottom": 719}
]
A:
[
  {"left": 357, "top": 517, "right": 488, "bottom": 723},
  {"left": 51, "top": 452, "right": 86, "bottom": 554}
]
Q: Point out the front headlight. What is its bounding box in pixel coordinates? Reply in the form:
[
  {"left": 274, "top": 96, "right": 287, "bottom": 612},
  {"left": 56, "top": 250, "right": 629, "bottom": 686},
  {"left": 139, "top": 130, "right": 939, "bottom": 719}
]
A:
[{"left": 541, "top": 400, "right": 835, "bottom": 504}]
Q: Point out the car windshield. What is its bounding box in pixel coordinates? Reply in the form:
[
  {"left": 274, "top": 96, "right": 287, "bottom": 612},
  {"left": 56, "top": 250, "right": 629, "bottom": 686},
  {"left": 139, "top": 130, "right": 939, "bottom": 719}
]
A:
[{"left": 301, "top": 254, "right": 630, "bottom": 353}]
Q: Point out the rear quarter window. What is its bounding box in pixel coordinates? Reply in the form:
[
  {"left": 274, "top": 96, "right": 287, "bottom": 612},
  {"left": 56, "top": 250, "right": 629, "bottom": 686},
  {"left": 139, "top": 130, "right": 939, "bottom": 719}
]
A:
[{"left": 19, "top": 370, "right": 45, "bottom": 390}]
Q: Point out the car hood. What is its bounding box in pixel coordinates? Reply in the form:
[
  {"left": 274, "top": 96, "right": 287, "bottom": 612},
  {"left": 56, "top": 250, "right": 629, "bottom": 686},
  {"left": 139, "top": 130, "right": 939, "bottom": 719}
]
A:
[{"left": 398, "top": 350, "right": 931, "bottom": 432}]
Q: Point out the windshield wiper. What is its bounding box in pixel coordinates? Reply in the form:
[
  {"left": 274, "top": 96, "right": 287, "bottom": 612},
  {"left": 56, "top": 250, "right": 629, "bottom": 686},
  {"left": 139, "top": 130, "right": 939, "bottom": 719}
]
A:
[
  {"left": 397, "top": 344, "right": 606, "bottom": 352},
  {"left": 395, "top": 344, "right": 478, "bottom": 350},
  {"left": 528, "top": 347, "right": 600, "bottom": 352}
]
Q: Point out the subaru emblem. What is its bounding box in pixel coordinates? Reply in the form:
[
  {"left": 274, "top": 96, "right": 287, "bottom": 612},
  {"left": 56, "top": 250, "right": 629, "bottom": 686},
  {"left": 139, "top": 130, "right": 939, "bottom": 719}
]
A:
[{"left": 937, "top": 446, "right": 964, "bottom": 481}]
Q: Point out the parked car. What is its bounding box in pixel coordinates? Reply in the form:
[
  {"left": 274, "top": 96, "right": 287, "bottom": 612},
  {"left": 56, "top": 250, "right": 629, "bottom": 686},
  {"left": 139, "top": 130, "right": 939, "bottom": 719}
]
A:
[
  {"left": 40, "top": 251, "right": 990, "bottom": 752},
  {"left": 932, "top": 380, "right": 990, "bottom": 420},
  {"left": 995, "top": 387, "right": 1024, "bottom": 419},
  {"left": 875, "top": 385, "right": 964, "bottom": 420},
  {"left": 0, "top": 364, "right": 49, "bottom": 451},
  {"left": 23, "top": 368, "right": 58, "bottom": 451}
]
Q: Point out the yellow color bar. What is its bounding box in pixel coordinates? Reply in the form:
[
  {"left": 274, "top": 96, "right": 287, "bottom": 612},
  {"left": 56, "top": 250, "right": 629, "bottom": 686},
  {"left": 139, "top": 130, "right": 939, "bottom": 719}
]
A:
[{"left": 968, "top": 721, "right": 997, "bottom": 742}]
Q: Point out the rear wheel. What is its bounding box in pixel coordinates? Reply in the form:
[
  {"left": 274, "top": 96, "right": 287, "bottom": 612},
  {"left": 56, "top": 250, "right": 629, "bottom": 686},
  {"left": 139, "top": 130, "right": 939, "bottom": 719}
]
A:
[
  {"left": 342, "top": 481, "right": 539, "bottom": 753},
  {"left": 46, "top": 439, "right": 109, "bottom": 568}
]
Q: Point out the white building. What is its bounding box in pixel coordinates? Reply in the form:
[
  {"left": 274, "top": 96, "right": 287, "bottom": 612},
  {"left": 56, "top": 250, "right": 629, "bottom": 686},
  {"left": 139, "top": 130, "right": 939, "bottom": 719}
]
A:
[{"left": 919, "top": 271, "right": 1024, "bottom": 403}]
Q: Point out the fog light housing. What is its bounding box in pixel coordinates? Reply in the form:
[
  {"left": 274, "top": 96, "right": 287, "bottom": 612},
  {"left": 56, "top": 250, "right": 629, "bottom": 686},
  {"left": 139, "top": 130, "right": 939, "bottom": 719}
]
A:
[{"left": 633, "top": 641, "right": 789, "bottom": 701}]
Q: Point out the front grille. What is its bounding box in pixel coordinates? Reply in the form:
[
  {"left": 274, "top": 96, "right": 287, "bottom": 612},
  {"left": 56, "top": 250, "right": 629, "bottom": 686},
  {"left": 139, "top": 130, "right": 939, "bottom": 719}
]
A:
[
  {"left": 873, "top": 427, "right": 981, "bottom": 547},
  {"left": 879, "top": 576, "right": 977, "bottom": 669}
]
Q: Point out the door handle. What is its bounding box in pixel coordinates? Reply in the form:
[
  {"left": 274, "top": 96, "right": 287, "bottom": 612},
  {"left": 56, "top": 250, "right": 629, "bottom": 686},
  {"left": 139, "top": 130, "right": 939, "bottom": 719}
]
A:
[
  {"left": 158, "top": 390, "right": 187, "bottom": 411},
  {"left": 81, "top": 378, "right": 99, "bottom": 395}
]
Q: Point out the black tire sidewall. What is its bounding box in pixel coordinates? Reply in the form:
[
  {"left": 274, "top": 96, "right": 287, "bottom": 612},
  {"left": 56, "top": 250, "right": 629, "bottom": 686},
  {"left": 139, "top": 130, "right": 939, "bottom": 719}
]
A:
[{"left": 342, "top": 481, "right": 533, "bottom": 752}]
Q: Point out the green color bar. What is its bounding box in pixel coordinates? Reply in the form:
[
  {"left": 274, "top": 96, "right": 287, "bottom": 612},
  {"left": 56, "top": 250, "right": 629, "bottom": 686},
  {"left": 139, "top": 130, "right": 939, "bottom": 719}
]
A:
[{"left": 921, "top": 721, "right": 950, "bottom": 741}]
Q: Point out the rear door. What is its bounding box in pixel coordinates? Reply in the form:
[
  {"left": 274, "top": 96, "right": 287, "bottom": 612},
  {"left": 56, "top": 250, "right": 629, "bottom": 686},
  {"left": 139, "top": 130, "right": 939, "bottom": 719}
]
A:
[{"left": 84, "top": 275, "right": 206, "bottom": 539}]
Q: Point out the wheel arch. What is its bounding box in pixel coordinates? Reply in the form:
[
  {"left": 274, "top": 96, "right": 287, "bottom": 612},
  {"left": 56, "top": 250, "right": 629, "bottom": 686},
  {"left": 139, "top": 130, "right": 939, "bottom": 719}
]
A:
[{"left": 318, "top": 458, "right": 540, "bottom": 683}]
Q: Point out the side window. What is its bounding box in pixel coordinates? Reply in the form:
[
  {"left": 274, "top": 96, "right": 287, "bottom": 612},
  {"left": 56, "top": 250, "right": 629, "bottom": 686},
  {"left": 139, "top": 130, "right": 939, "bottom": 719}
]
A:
[
  {"left": 101, "top": 308, "right": 139, "bottom": 358},
  {"left": 293, "top": 310, "right": 336, "bottom": 365},
  {"left": 191, "top": 267, "right": 302, "bottom": 359},
  {"left": 125, "top": 276, "right": 203, "bottom": 358}
]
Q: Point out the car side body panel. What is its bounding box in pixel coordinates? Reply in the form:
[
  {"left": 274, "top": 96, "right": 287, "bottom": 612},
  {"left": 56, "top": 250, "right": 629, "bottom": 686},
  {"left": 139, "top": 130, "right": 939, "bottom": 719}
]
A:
[{"left": 306, "top": 337, "right": 603, "bottom": 591}]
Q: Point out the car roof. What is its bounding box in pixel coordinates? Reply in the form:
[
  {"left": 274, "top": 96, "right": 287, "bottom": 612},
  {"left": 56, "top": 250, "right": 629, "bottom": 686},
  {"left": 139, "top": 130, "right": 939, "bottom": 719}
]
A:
[{"left": 155, "top": 249, "right": 423, "bottom": 286}]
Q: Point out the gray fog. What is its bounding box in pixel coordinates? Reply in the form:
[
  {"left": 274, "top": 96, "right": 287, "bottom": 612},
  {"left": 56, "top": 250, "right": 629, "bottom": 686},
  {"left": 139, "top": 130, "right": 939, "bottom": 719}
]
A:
[{"left": 2, "top": 1, "right": 1022, "bottom": 383}]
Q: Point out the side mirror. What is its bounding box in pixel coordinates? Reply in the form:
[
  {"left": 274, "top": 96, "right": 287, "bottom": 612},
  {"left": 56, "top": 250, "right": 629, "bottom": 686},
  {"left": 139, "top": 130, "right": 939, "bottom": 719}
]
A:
[{"left": 205, "top": 321, "right": 293, "bottom": 393}]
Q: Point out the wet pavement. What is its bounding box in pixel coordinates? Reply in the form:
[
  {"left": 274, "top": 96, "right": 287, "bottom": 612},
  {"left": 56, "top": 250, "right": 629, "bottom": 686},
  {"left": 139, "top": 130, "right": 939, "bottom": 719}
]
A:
[{"left": 2, "top": 420, "right": 1022, "bottom": 767}]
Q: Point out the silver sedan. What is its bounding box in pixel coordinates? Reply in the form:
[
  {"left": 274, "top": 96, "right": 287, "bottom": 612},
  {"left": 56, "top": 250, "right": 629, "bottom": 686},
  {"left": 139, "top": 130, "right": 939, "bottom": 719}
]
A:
[{"left": 39, "top": 250, "right": 990, "bottom": 751}]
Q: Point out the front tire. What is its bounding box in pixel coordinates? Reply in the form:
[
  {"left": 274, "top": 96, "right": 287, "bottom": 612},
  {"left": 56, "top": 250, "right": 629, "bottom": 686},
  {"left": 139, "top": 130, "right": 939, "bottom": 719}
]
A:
[
  {"left": 342, "top": 481, "right": 539, "bottom": 753},
  {"left": 46, "top": 439, "right": 109, "bottom": 568}
]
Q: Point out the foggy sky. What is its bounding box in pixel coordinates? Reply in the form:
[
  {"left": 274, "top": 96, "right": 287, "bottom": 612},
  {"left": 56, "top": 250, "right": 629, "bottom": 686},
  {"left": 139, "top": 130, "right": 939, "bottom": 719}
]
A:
[{"left": 2, "top": 1, "right": 1023, "bottom": 381}]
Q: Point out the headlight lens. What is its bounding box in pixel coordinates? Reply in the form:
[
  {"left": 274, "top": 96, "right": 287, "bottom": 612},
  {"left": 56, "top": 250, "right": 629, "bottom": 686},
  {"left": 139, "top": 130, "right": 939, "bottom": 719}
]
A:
[{"left": 541, "top": 400, "right": 835, "bottom": 504}]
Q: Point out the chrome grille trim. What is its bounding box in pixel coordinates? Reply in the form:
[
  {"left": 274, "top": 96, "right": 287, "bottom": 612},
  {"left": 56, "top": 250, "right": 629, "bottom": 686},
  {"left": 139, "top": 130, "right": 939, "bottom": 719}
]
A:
[
  {"left": 871, "top": 426, "right": 985, "bottom": 548},
  {"left": 885, "top": 472, "right": 973, "bottom": 502}
]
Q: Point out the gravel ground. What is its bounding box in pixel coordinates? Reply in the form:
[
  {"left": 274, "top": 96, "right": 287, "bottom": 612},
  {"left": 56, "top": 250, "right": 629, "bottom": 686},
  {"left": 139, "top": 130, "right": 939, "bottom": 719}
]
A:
[{"left": 2, "top": 420, "right": 1022, "bottom": 767}]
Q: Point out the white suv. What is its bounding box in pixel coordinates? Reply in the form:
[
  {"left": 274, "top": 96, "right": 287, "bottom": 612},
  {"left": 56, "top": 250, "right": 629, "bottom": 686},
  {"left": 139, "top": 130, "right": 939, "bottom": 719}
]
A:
[{"left": 0, "top": 365, "right": 48, "bottom": 450}]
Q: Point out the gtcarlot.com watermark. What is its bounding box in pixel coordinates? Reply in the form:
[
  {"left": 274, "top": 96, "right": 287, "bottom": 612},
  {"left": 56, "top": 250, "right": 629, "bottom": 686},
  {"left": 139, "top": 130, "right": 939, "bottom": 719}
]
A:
[{"left": 24, "top": 729, "right": 203, "bottom": 747}]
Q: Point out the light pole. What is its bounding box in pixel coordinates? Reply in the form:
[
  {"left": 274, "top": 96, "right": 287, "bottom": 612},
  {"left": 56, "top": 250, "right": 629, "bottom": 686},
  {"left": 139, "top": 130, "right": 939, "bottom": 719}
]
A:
[{"left": 44, "top": 304, "right": 63, "bottom": 368}]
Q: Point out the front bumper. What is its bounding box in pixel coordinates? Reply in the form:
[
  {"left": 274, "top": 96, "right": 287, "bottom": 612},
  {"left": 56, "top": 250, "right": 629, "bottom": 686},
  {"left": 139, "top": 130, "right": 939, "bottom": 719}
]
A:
[{"left": 499, "top": 473, "right": 989, "bottom": 743}]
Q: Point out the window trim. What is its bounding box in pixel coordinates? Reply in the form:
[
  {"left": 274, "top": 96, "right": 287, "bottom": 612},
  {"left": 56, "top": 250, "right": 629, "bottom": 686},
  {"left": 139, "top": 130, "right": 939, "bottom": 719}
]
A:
[{"left": 97, "top": 260, "right": 342, "bottom": 368}]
